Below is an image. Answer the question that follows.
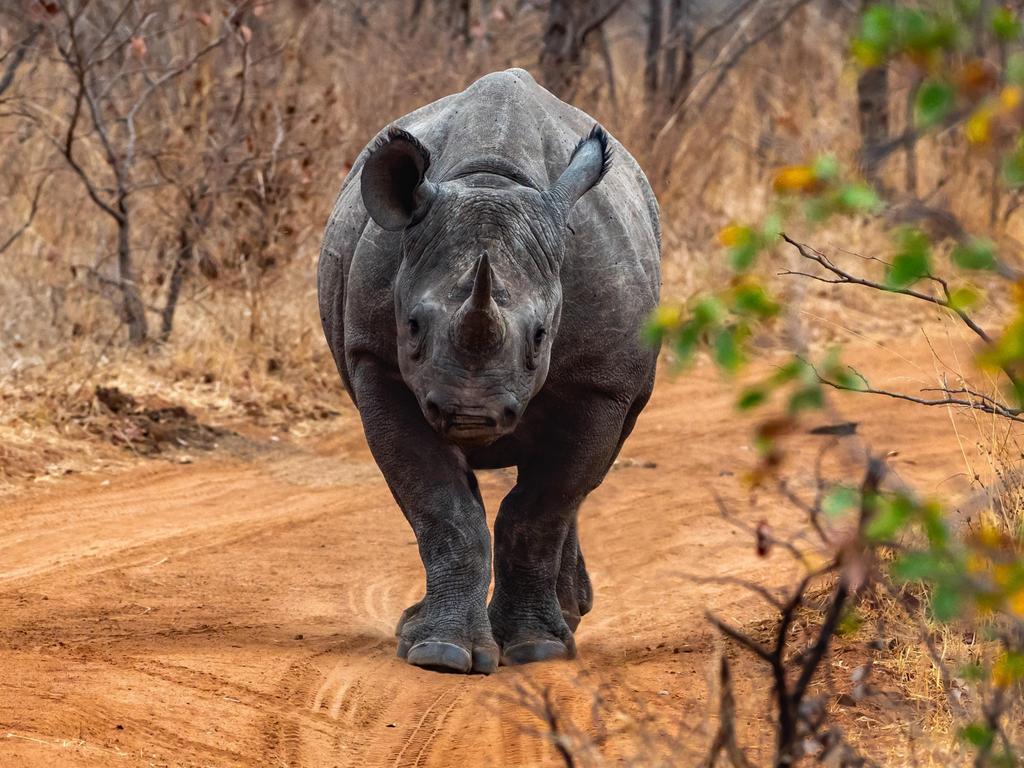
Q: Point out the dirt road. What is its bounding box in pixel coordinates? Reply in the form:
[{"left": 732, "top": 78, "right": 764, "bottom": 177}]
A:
[{"left": 0, "top": 352, "right": 974, "bottom": 767}]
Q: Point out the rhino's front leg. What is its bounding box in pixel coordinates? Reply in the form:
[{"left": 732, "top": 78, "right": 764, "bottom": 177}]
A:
[
  {"left": 490, "top": 395, "right": 628, "bottom": 665},
  {"left": 352, "top": 360, "right": 498, "bottom": 674}
]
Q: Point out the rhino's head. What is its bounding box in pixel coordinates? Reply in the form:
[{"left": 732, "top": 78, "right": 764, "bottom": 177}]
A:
[{"left": 360, "top": 124, "right": 611, "bottom": 446}]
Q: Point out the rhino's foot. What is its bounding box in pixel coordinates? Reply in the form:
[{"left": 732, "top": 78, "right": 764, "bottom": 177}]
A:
[
  {"left": 394, "top": 598, "right": 425, "bottom": 637},
  {"left": 395, "top": 597, "right": 498, "bottom": 675},
  {"left": 489, "top": 598, "right": 577, "bottom": 667}
]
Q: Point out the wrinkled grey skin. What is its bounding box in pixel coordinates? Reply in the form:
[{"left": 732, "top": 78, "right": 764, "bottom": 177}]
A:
[{"left": 318, "top": 69, "right": 660, "bottom": 674}]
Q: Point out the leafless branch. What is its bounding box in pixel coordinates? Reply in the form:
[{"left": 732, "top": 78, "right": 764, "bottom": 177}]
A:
[
  {"left": 0, "top": 24, "right": 42, "bottom": 98},
  {"left": 810, "top": 362, "right": 1024, "bottom": 422},
  {"left": 0, "top": 174, "right": 48, "bottom": 255},
  {"left": 702, "top": 656, "right": 754, "bottom": 768}
]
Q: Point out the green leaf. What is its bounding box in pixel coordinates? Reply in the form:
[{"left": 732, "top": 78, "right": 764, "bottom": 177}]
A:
[
  {"left": 958, "top": 723, "right": 995, "bottom": 750},
  {"left": 1003, "top": 152, "right": 1024, "bottom": 187},
  {"left": 992, "top": 7, "right": 1022, "bottom": 41},
  {"left": 713, "top": 326, "right": 744, "bottom": 373},
  {"left": 920, "top": 501, "right": 950, "bottom": 547},
  {"left": 866, "top": 495, "right": 912, "bottom": 541},
  {"left": 788, "top": 383, "right": 823, "bottom": 413},
  {"left": 772, "top": 358, "right": 807, "bottom": 385},
  {"left": 836, "top": 183, "right": 882, "bottom": 212},
  {"left": 692, "top": 296, "right": 726, "bottom": 328},
  {"left": 996, "top": 650, "right": 1024, "bottom": 684},
  {"left": 957, "top": 662, "right": 986, "bottom": 682},
  {"left": 891, "top": 551, "right": 947, "bottom": 582},
  {"left": 804, "top": 197, "right": 833, "bottom": 222},
  {"left": 948, "top": 285, "right": 982, "bottom": 311},
  {"left": 821, "top": 347, "right": 866, "bottom": 390},
  {"left": 672, "top": 321, "right": 701, "bottom": 363},
  {"left": 1008, "top": 52, "right": 1024, "bottom": 85},
  {"left": 823, "top": 485, "right": 859, "bottom": 518},
  {"left": 860, "top": 4, "right": 895, "bottom": 49},
  {"left": 952, "top": 238, "right": 997, "bottom": 270},
  {"left": 729, "top": 239, "right": 760, "bottom": 271},
  {"left": 886, "top": 229, "right": 931, "bottom": 289},
  {"left": 955, "top": 0, "right": 981, "bottom": 17},
  {"left": 915, "top": 80, "right": 955, "bottom": 127},
  {"left": 931, "top": 582, "right": 964, "bottom": 622},
  {"left": 899, "top": 9, "right": 932, "bottom": 50},
  {"left": 737, "top": 387, "right": 767, "bottom": 410},
  {"left": 761, "top": 212, "right": 782, "bottom": 242},
  {"left": 836, "top": 606, "right": 862, "bottom": 636},
  {"left": 812, "top": 155, "right": 839, "bottom": 182},
  {"left": 731, "top": 282, "right": 780, "bottom": 318}
]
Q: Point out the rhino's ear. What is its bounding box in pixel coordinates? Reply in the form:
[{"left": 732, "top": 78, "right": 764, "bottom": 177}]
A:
[
  {"left": 361, "top": 126, "right": 438, "bottom": 231},
  {"left": 546, "top": 124, "right": 612, "bottom": 220}
]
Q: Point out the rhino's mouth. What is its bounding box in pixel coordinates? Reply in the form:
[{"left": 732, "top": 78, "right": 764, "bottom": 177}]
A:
[
  {"left": 422, "top": 395, "right": 516, "bottom": 445},
  {"left": 449, "top": 413, "right": 497, "bottom": 429},
  {"left": 444, "top": 411, "right": 503, "bottom": 445}
]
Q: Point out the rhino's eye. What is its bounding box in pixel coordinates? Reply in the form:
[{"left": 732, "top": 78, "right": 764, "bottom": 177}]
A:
[
  {"left": 533, "top": 327, "right": 546, "bottom": 347},
  {"left": 408, "top": 317, "right": 421, "bottom": 336}
]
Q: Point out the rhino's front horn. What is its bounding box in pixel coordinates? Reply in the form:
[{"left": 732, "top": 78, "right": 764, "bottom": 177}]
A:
[{"left": 452, "top": 254, "right": 504, "bottom": 356}]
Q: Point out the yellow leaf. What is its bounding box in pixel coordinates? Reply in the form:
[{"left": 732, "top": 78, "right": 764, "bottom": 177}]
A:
[
  {"left": 772, "top": 165, "right": 817, "bottom": 194},
  {"left": 978, "top": 520, "right": 1002, "bottom": 548},
  {"left": 992, "top": 651, "right": 1024, "bottom": 688},
  {"left": 717, "top": 224, "right": 751, "bottom": 247},
  {"left": 799, "top": 549, "right": 829, "bottom": 573},
  {"left": 1001, "top": 85, "right": 1023, "bottom": 110},
  {"left": 966, "top": 106, "right": 994, "bottom": 144},
  {"left": 851, "top": 41, "right": 882, "bottom": 69},
  {"left": 966, "top": 551, "right": 990, "bottom": 575},
  {"left": 994, "top": 563, "right": 1014, "bottom": 587},
  {"left": 1008, "top": 587, "right": 1024, "bottom": 618},
  {"left": 651, "top": 305, "right": 683, "bottom": 330}
]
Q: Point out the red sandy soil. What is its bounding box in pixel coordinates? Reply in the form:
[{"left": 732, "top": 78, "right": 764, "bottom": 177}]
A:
[{"left": 0, "top": 346, "right": 980, "bottom": 767}]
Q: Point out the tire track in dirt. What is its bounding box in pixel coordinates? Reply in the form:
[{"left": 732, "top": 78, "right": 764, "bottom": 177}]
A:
[
  {"left": 260, "top": 637, "right": 390, "bottom": 767},
  {"left": 0, "top": 352, "right": 979, "bottom": 767},
  {"left": 389, "top": 686, "right": 468, "bottom": 768}
]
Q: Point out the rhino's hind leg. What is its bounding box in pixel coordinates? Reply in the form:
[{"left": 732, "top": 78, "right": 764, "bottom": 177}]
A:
[
  {"left": 556, "top": 521, "right": 593, "bottom": 632},
  {"left": 490, "top": 499, "right": 578, "bottom": 666}
]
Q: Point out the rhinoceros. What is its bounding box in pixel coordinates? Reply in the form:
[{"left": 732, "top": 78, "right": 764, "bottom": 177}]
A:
[{"left": 318, "top": 68, "right": 660, "bottom": 674}]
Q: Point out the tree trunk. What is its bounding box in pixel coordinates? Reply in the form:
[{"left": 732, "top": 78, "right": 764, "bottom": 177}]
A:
[
  {"left": 540, "top": 0, "right": 574, "bottom": 98},
  {"left": 540, "top": 0, "right": 624, "bottom": 101},
  {"left": 856, "top": 0, "right": 888, "bottom": 184},
  {"left": 116, "top": 197, "right": 148, "bottom": 344},
  {"left": 160, "top": 219, "right": 194, "bottom": 342},
  {"left": 905, "top": 77, "right": 920, "bottom": 194},
  {"left": 856, "top": 63, "right": 889, "bottom": 185},
  {"left": 644, "top": 0, "right": 663, "bottom": 104},
  {"left": 448, "top": 0, "right": 470, "bottom": 47},
  {"left": 663, "top": 0, "right": 682, "bottom": 95}
]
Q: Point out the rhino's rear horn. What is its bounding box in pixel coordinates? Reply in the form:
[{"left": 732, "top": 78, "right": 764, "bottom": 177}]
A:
[
  {"left": 452, "top": 254, "right": 504, "bottom": 356},
  {"left": 545, "top": 124, "right": 613, "bottom": 220}
]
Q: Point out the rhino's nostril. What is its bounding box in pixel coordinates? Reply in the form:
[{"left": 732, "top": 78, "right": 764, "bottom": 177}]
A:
[
  {"left": 424, "top": 394, "right": 442, "bottom": 426},
  {"left": 502, "top": 406, "right": 518, "bottom": 426}
]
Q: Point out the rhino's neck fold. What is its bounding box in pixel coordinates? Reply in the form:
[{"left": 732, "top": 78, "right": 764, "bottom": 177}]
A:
[{"left": 441, "top": 157, "right": 542, "bottom": 191}]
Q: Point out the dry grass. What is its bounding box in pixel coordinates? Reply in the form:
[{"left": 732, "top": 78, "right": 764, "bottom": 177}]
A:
[{"left": 3, "top": 1, "right": 1024, "bottom": 764}]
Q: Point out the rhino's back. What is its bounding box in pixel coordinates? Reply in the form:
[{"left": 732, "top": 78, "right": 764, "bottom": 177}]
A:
[{"left": 334, "top": 68, "right": 659, "bottom": 259}]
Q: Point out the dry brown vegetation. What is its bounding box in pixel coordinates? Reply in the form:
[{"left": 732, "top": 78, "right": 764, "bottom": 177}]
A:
[
  {"left": 3, "top": 1, "right": 1024, "bottom": 766},
  {"left": 2, "top": 0, "right": 999, "bottom": 476}
]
